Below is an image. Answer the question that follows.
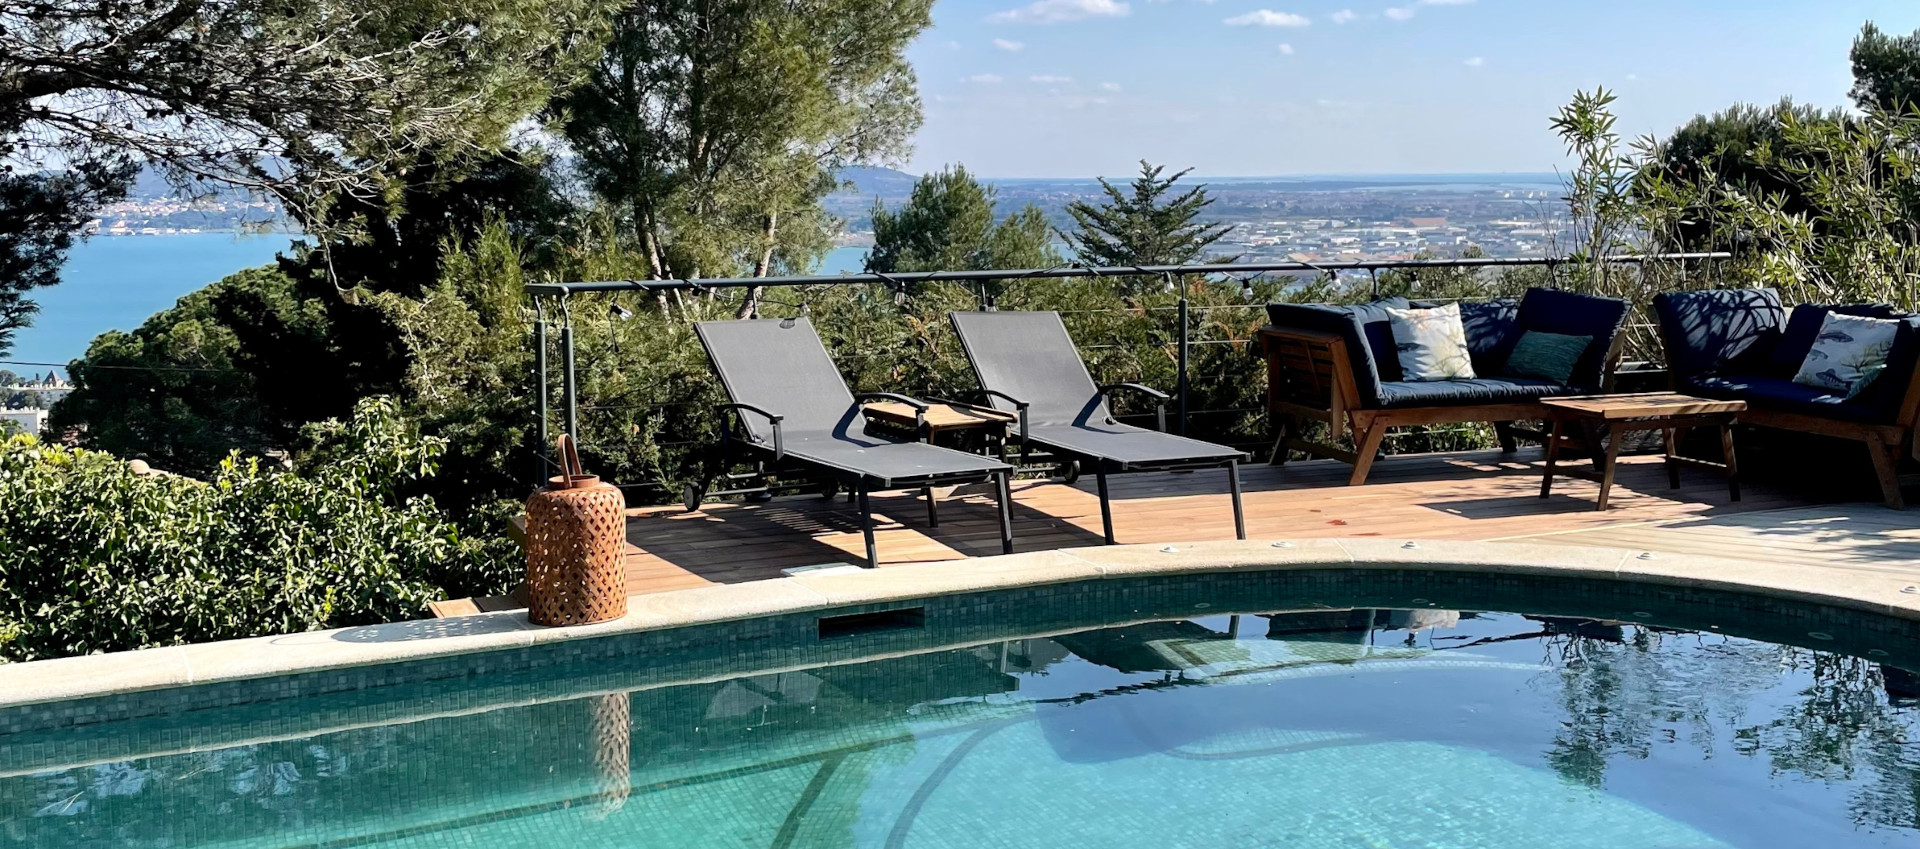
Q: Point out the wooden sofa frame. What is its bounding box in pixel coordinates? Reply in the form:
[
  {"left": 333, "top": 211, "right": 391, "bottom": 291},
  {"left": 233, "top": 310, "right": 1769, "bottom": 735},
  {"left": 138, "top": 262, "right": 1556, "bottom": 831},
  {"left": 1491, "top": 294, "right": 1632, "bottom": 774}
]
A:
[{"left": 1257, "top": 325, "right": 1623, "bottom": 486}]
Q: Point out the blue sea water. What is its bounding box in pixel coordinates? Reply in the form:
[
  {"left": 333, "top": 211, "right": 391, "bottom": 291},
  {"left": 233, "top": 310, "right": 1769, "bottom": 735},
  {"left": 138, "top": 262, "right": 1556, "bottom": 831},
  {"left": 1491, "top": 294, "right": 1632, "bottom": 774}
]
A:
[
  {"left": 8, "top": 238, "right": 871, "bottom": 375},
  {"left": 7, "top": 234, "right": 297, "bottom": 374}
]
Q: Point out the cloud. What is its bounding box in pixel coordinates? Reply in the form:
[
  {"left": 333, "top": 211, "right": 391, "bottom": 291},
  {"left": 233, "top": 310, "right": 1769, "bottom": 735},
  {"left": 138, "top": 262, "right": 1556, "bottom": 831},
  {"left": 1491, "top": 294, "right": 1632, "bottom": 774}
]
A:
[
  {"left": 1278, "top": 43, "right": 1295, "bottom": 54},
  {"left": 1329, "top": 8, "right": 1356, "bottom": 23},
  {"left": 964, "top": 73, "right": 1005, "bottom": 84},
  {"left": 1463, "top": 56, "right": 1484, "bottom": 67},
  {"left": 1100, "top": 81, "right": 1123, "bottom": 91},
  {"left": 1030, "top": 74, "right": 1075, "bottom": 84},
  {"left": 1224, "top": 9, "right": 1311, "bottom": 27},
  {"left": 992, "top": 38, "right": 1026, "bottom": 51},
  {"left": 1384, "top": 0, "right": 1471, "bottom": 22},
  {"left": 989, "top": 0, "right": 1130, "bottom": 23}
]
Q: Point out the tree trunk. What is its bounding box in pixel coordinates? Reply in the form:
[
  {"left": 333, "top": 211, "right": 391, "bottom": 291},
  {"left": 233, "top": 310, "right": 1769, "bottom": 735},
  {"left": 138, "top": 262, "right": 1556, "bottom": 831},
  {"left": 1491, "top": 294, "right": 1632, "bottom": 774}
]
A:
[
  {"left": 636, "top": 199, "right": 668, "bottom": 281},
  {"left": 735, "top": 211, "right": 780, "bottom": 319}
]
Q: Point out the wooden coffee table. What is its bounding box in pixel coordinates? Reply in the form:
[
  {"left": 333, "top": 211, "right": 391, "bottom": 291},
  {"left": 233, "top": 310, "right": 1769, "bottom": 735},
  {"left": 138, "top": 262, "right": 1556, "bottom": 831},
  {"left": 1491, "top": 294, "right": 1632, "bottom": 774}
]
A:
[{"left": 1540, "top": 392, "right": 1747, "bottom": 510}]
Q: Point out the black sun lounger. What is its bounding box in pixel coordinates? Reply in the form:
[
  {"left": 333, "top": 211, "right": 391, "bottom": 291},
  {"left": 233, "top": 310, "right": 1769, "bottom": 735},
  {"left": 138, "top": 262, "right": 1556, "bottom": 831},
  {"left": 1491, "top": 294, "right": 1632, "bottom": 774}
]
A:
[
  {"left": 693, "top": 317, "right": 1015, "bottom": 567},
  {"left": 949, "top": 310, "right": 1248, "bottom": 544}
]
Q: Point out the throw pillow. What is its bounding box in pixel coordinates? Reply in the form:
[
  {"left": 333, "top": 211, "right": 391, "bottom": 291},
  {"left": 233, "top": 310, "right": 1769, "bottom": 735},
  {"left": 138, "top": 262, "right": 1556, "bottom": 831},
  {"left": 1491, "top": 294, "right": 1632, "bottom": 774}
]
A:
[
  {"left": 1792, "top": 313, "right": 1900, "bottom": 397},
  {"left": 1503, "top": 330, "right": 1591, "bottom": 385},
  {"left": 1385, "top": 302, "right": 1476, "bottom": 381}
]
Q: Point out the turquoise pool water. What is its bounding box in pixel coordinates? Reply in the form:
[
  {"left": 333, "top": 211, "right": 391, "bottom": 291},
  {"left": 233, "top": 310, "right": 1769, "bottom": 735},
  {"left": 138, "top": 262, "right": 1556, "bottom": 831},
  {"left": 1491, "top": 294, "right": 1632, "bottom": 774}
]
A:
[{"left": 4, "top": 607, "right": 1919, "bottom": 848}]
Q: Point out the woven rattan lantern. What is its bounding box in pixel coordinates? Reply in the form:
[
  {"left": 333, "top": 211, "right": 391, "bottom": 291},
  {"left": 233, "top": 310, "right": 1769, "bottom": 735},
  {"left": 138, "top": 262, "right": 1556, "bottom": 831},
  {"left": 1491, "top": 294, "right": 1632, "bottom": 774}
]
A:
[{"left": 526, "top": 435, "right": 627, "bottom": 626}]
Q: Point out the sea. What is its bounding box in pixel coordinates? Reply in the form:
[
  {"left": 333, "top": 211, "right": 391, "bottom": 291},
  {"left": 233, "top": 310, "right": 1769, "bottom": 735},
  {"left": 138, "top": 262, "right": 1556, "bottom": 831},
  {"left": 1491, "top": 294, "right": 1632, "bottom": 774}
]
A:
[{"left": 7, "top": 236, "right": 871, "bottom": 376}]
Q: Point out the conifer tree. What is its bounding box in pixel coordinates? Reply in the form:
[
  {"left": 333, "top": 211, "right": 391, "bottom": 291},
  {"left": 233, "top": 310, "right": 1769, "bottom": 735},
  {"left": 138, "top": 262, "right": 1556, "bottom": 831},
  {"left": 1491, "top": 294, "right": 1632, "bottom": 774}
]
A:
[{"left": 1058, "top": 161, "right": 1234, "bottom": 269}]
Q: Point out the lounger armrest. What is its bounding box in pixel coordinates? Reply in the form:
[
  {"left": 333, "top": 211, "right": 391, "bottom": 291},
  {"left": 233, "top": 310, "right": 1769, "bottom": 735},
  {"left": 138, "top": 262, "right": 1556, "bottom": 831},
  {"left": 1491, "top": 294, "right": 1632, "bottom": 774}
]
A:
[
  {"left": 964, "top": 388, "right": 1031, "bottom": 463},
  {"left": 715, "top": 402, "right": 784, "bottom": 461},
  {"left": 856, "top": 392, "right": 931, "bottom": 433},
  {"left": 855, "top": 392, "right": 929, "bottom": 410},
  {"left": 1101, "top": 383, "right": 1170, "bottom": 432}
]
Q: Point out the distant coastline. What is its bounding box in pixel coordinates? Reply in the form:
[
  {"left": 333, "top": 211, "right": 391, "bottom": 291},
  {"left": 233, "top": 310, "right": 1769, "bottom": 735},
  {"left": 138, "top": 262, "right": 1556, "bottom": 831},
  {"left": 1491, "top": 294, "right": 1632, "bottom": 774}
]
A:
[{"left": 11, "top": 236, "right": 869, "bottom": 376}]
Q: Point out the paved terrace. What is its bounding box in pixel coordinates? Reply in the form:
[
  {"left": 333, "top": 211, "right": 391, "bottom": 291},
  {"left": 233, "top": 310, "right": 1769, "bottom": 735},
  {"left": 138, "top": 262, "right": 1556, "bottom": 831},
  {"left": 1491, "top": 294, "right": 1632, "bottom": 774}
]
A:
[{"left": 436, "top": 448, "right": 1919, "bottom": 616}]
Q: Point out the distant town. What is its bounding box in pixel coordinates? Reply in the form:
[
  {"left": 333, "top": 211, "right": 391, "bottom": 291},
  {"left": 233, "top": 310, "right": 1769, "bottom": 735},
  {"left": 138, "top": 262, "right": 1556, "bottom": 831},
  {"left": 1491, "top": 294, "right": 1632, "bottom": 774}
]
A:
[
  {"left": 88, "top": 166, "right": 1571, "bottom": 261},
  {"left": 828, "top": 169, "right": 1569, "bottom": 262}
]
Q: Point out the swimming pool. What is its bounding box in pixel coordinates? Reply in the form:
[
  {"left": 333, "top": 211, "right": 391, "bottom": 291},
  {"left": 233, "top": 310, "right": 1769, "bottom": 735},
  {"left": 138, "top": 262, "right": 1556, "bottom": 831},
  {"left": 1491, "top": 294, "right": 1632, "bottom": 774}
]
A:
[{"left": 4, "top": 581, "right": 1918, "bottom": 848}]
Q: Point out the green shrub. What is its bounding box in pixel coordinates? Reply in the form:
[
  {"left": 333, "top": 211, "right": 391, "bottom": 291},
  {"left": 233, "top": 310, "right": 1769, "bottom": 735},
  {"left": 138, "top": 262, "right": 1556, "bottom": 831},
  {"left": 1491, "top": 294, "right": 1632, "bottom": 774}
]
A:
[{"left": 0, "top": 397, "right": 515, "bottom": 662}]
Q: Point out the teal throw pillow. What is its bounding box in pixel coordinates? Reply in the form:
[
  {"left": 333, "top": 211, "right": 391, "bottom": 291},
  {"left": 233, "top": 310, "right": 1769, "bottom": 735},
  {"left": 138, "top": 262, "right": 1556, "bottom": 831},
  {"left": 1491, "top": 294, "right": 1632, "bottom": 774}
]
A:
[{"left": 1503, "top": 330, "right": 1590, "bottom": 384}]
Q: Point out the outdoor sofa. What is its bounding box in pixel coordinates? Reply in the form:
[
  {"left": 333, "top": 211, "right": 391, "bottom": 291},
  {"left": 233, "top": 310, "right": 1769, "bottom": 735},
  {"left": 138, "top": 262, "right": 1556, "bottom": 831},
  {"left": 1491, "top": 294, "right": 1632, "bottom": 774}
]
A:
[
  {"left": 1258, "top": 287, "right": 1630, "bottom": 485},
  {"left": 1652, "top": 287, "right": 1920, "bottom": 508}
]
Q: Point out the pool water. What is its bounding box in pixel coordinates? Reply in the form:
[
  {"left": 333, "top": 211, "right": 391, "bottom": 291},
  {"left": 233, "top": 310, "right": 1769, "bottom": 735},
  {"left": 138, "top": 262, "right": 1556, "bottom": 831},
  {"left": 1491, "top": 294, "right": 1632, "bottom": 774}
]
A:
[{"left": 5, "top": 608, "right": 1919, "bottom": 848}]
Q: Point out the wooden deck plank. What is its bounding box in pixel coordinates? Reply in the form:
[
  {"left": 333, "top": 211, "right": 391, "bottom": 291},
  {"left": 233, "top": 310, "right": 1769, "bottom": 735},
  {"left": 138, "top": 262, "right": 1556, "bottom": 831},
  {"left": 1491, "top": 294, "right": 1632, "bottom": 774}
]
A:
[{"left": 442, "top": 447, "right": 1899, "bottom": 615}]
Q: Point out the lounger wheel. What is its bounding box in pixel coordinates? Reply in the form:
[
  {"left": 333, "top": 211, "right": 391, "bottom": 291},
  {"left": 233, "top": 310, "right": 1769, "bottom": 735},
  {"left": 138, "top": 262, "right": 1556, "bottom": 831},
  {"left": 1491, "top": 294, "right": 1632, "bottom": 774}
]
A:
[
  {"left": 820, "top": 480, "right": 839, "bottom": 500},
  {"left": 1059, "top": 459, "right": 1080, "bottom": 484},
  {"left": 682, "top": 481, "right": 704, "bottom": 513}
]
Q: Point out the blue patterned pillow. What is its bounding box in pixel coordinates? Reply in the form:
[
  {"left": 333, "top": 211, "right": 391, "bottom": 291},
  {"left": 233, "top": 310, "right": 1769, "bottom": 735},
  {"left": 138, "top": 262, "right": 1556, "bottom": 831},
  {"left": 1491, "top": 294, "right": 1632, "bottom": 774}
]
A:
[{"left": 1792, "top": 313, "right": 1900, "bottom": 398}]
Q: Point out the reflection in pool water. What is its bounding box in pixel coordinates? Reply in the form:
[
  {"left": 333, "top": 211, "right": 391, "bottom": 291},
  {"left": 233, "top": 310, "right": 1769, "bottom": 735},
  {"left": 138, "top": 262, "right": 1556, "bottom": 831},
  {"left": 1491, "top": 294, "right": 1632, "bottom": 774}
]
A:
[{"left": 4, "top": 608, "right": 1919, "bottom": 847}]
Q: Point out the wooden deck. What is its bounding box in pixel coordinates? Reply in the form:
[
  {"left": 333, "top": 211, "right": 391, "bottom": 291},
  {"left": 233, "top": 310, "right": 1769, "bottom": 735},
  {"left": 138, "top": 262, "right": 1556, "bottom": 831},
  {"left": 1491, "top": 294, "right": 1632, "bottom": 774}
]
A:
[{"left": 435, "top": 446, "right": 1910, "bottom": 616}]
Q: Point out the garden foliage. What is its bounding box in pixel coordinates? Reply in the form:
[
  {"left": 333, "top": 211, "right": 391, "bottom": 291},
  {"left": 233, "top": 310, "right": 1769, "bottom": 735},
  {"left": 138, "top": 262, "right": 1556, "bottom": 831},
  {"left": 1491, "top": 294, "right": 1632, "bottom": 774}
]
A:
[{"left": 0, "top": 397, "right": 512, "bottom": 661}]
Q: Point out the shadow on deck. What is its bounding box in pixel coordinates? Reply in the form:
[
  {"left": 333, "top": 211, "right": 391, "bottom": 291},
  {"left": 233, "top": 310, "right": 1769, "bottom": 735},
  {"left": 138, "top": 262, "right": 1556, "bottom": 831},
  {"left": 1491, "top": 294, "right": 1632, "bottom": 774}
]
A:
[{"left": 435, "top": 447, "right": 1861, "bottom": 616}]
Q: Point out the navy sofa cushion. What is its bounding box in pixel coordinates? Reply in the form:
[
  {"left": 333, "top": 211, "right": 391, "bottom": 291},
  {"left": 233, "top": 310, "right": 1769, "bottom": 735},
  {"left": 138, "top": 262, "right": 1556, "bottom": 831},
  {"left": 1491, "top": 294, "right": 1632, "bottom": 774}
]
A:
[
  {"left": 1767, "top": 302, "right": 1905, "bottom": 377},
  {"left": 1514, "top": 288, "right": 1630, "bottom": 389},
  {"left": 1376, "top": 377, "right": 1581, "bottom": 409},
  {"left": 1652, "top": 288, "right": 1784, "bottom": 379},
  {"left": 1682, "top": 374, "right": 1886, "bottom": 423},
  {"left": 1458, "top": 298, "right": 1521, "bottom": 374}
]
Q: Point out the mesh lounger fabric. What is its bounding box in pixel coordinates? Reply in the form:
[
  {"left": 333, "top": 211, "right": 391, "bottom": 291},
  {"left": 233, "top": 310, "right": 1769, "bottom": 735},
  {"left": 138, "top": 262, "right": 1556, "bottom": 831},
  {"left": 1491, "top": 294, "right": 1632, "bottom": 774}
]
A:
[
  {"left": 950, "top": 311, "right": 1247, "bottom": 468},
  {"left": 694, "top": 317, "right": 1009, "bottom": 487}
]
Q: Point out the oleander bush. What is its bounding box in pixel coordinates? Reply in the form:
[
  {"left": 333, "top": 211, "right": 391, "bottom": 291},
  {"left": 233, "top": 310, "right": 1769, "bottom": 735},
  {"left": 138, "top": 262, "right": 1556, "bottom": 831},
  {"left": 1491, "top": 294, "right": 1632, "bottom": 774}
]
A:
[{"left": 0, "top": 397, "right": 515, "bottom": 662}]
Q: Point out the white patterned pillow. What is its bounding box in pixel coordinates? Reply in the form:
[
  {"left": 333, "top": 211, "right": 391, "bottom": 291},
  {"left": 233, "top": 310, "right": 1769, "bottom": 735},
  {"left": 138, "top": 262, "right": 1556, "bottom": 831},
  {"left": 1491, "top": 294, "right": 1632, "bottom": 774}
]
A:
[
  {"left": 1792, "top": 313, "right": 1900, "bottom": 398},
  {"left": 1385, "top": 302, "right": 1477, "bottom": 381}
]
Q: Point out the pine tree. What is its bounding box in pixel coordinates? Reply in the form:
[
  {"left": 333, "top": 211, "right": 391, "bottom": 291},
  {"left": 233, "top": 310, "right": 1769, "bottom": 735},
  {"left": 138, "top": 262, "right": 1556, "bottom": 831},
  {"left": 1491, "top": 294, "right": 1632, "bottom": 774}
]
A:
[
  {"left": 867, "top": 165, "right": 1058, "bottom": 274},
  {"left": 1058, "top": 161, "right": 1234, "bottom": 269},
  {"left": 1851, "top": 22, "right": 1920, "bottom": 113}
]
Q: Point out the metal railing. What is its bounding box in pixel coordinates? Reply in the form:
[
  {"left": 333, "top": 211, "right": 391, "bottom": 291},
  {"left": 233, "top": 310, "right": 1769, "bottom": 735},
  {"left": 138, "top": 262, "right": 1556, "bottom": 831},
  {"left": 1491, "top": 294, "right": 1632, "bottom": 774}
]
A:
[{"left": 524, "top": 252, "right": 1731, "bottom": 493}]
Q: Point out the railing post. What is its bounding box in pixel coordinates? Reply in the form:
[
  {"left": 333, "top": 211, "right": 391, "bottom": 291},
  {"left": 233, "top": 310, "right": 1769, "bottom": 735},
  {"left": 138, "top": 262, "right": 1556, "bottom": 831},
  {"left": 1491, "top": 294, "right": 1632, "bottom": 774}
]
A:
[
  {"left": 561, "top": 293, "right": 579, "bottom": 441},
  {"left": 1174, "top": 274, "right": 1190, "bottom": 436},
  {"left": 534, "top": 297, "right": 550, "bottom": 485}
]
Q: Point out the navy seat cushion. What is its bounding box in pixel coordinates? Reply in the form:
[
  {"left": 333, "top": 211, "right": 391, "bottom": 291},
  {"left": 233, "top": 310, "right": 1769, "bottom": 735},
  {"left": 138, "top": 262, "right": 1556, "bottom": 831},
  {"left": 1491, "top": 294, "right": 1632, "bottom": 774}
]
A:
[
  {"left": 1514, "top": 288, "right": 1630, "bottom": 389},
  {"left": 1767, "top": 302, "right": 1905, "bottom": 377},
  {"left": 1652, "top": 288, "right": 1784, "bottom": 379},
  {"left": 1376, "top": 377, "right": 1583, "bottom": 409},
  {"left": 1681, "top": 373, "right": 1887, "bottom": 423}
]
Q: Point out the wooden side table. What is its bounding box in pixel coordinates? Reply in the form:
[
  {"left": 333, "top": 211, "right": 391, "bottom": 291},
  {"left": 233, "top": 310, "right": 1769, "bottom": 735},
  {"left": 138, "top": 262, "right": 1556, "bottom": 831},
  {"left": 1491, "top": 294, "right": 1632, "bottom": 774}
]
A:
[
  {"left": 1540, "top": 392, "right": 1747, "bottom": 511},
  {"left": 861, "top": 401, "right": 1019, "bottom": 526}
]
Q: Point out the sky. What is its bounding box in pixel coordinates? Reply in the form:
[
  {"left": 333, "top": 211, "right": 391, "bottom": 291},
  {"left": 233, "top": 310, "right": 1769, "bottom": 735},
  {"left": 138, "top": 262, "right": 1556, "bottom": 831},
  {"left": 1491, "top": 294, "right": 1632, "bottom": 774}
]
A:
[{"left": 903, "top": 0, "right": 1920, "bottom": 178}]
